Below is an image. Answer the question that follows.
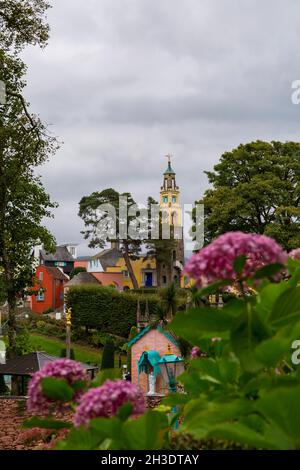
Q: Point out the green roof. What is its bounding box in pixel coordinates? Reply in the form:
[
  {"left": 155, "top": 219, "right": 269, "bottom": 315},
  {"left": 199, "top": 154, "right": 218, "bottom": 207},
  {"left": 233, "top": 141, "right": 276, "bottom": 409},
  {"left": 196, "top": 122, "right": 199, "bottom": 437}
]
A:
[
  {"left": 164, "top": 162, "right": 176, "bottom": 175},
  {"left": 127, "top": 325, "right": 178, "bottom": 347}
]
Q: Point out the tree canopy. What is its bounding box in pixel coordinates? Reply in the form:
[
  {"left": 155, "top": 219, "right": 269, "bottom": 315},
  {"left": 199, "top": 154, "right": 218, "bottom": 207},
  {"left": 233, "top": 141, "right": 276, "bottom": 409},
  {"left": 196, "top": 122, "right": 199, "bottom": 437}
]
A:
[
  {"left": 79, "top": 188, "right": 143, "bottom": 289},
  {"left": 197, "top": 141, "right": 300, "bottom": 250},
  {"left": 0, "top": 0, "right": 57, "bottom": 357}
]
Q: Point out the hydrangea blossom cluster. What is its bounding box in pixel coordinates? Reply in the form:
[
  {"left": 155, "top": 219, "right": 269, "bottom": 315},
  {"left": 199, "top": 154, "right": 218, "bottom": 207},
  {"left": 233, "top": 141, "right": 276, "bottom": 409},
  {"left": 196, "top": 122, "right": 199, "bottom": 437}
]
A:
[
  {"left": 27, "top": 359, "right": 89, "bottom": 415},
  {"left": 74, "top": 380, "right": 146, "bottom": 427},
  {"left": 184, "top": 232, "right": 287, "bottom": 287},
  {"left": 289, "top": 248, "right": 300, "bottom": 260},
  {"left": 191, "top": 346, "right": 201, "bottom": 358}
]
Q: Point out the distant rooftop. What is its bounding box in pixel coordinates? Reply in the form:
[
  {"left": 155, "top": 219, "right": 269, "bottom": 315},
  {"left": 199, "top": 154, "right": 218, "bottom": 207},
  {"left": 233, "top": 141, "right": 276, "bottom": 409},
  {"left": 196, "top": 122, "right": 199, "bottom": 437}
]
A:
[
  {"left": 64, "top": 272, "right": 100, "bottom": 287},
  {"left": 40, "top": 245, "right": 75, "bottom": 262},
  {"left": 43, "top": 266, "right": 69, "bottom": 281},
  {"left": 0, "top": 352, "right": 98, "bottom": 376}
]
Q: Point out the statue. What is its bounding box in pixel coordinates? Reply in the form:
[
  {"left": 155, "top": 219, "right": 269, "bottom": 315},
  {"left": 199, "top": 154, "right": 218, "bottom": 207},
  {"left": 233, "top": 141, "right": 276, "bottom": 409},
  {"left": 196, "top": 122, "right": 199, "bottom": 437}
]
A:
[
  {"left": 66, "top": 307, "right": 72, "bottom": 326},
  {"left": 147, "top": 371, "right": 156, "bottom": 396}
]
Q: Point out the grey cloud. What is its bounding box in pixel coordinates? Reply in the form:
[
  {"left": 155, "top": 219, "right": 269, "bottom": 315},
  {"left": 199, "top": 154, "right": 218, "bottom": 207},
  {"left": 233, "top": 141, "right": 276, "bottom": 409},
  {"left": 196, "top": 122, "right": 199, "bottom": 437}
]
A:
[{"left": 20, "top": 0, "right": 300, "bottom": 252}]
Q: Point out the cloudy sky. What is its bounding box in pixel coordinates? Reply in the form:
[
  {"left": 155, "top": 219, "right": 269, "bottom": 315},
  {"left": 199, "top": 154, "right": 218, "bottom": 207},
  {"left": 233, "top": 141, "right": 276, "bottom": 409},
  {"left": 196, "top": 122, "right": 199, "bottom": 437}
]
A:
[{"left": 22, "top": 0, "right": 300, "bottom": 254}]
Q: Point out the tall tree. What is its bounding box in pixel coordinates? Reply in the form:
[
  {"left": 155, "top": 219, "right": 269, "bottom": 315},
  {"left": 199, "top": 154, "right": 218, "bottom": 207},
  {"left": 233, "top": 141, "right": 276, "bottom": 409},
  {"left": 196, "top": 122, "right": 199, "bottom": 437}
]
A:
[
  {"left": 79, "top": 188, "right": 142, "bottom": 289},
  {"left": 0, "top": 1, "right": 57, "bottom": 358},
  {"left": 145, "top": 196, "right": 178, "bottom": 287},
  {"left": 197, "top": 141, "right": 300, "bottom": 250},
  {"left": 0, "top": 1, "right": 50, "bottom": 51}
]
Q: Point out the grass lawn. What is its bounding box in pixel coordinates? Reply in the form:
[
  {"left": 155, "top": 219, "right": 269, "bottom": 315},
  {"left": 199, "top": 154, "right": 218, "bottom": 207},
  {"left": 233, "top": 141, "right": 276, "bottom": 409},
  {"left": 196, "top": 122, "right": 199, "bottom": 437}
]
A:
[{"left": 29, "top": 333, "right": 102, "bottom": 364}]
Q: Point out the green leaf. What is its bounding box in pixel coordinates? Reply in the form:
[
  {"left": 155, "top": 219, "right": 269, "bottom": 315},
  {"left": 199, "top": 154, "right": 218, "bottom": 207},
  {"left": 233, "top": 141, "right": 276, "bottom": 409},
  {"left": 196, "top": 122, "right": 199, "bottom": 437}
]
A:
[
  {"left": 231, "top": 309, "right": 270, "bottom": 373},
  {"left": 56, "top": 427, "right": 104, "bottom": 450},
  {"left": 181, "top": 398, "right": 253, "bottom": 439},
  {"left": 170, "top": 307, "right": 235, "bottom": 344},
  {"left": 256, "top": 282, "right": 288, "bottom": 319},
  {"left": 218, "top": 353, "right": 240, "bottom": 383},
  {"left": 41, "top": 377, "right": 74, "bottom": 402},
  {"left": 91, "top": 368, "right": 121, "bottom": 387},
  {"left": 253, "top": 263, "right": 284, "bottom": 280},
  {"left": 233, "top": 255, "right": 247, "bottom": 275},
  {"left": 254, "top": 338, "right": 290, "bottom": 367},
  {"left": 207, "top": 421, "right": 293, "bottom": 450},
  {"left": 90, "top": 417, "right": 122, "bottom": 441},
  {"left": 23, "top": 417, "right": 72, "bottom": 430},
  {"left": 287, "top": 257, "right": 300, "bottom": 278},
  {"left": 196, "top": 280, "right": 233, "bottom": 298},
  {"left": 162, "top": 393, "right": 189, "bottom": 407},
  {"left": 269, "top": 287, "right": 300, "bottom": 327},
  {"left": 256, "top": 386, "right": 300, "bottom": 445},
  {"left": 117, "top": 403, "right": 133, "bottom": 422},
  {"left": 122, "top": 411, "right": 169, "bottom": 450},
  {"left": 71, "top": 380, "right": 87, "bottom": 392},
  {"left": 190, "top": 358, "right": 222, "bottom": 385}
]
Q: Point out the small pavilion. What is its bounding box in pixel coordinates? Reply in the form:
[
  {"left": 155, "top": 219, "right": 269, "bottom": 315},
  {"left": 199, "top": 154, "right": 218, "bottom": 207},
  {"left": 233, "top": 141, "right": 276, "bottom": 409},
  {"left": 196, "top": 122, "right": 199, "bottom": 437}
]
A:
[{"left": 0, "top": 351, "right": 98, "bottom": 396}]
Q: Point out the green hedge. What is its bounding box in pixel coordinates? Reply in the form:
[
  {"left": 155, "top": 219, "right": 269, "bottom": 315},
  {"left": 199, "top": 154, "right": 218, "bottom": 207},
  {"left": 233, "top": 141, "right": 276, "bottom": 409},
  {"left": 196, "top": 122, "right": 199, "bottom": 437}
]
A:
[{"left": 66, "top": 286, "right": 160, "bottom": 337}]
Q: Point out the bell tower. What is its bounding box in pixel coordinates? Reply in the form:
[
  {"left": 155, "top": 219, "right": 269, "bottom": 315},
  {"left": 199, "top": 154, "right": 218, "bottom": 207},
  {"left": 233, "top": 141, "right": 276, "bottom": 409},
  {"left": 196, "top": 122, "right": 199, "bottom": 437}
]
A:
[
  {"left": 158, "top": 155, "right": 184, "bottom": 286},
  {"left": 160, "top": 155, "right": 182, "bottom": 228}
]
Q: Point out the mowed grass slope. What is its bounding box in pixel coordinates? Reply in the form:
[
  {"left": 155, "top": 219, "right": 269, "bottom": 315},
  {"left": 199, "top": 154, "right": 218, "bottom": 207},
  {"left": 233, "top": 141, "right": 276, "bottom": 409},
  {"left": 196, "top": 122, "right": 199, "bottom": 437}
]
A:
[{"left": 29, "top": 333, "right": 101, "bottom": 364}]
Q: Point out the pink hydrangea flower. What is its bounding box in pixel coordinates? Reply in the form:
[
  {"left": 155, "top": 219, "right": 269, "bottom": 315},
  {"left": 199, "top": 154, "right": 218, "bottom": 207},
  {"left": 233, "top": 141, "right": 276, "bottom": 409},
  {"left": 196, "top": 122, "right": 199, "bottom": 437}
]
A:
[
  {"left": 191, "top": 346, "right": 201, "bottom": 358},
  {"left": 27, "top": 359, "right": 89, "bottom": 415},
  {"left": 74, "top": 380, "right": 146, "bottom": 427},
  {"left": 184, "top": 232, "right": 287, "bottom": 287},
  {"left": 289, "top": 248, "right": 300, "bottom": 260}
]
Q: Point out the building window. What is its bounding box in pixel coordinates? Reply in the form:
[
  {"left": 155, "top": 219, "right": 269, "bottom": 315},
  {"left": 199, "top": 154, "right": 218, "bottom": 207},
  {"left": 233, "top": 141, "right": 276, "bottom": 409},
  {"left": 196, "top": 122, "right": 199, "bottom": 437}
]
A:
[
  {"left": 69, "top": 246, "right": 76, "bottom": 257},
  {"left": 163, "top": 196, "right": 168, "bottom": 203},
  {"left": 55, "top": 261, "right": 66, "bottom": 267},
  {"left": 162, "top": 275, "right": 167, "bottom": 285},
  {"left": 38, "top": 271, "right": 43, "bottom": 281},
  {"left": 123, "top": 270, "right": 129, "bottom": 278},
  {"left": 37, "top": 290, "right": 44, "bottom": 302},
  {"left": 172, "top": 196, "right": 177, "bottom": 203}
]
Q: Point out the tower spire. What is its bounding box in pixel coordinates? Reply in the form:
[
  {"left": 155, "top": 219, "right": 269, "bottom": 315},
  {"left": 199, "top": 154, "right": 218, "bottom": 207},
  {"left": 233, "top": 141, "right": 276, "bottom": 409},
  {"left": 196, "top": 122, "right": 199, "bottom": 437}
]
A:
[{"left": 164, "top": 154, "right": 175, "bottom": 175}]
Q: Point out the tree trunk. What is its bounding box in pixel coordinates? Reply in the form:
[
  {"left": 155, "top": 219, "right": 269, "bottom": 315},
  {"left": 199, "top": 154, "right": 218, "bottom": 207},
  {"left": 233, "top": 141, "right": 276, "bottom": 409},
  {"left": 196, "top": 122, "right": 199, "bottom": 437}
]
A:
[
  {"left": 156, "top": 261, "right": 162, "bottom": 288},
  {"left": 7, "top": 290, "right": 17, "bottom": 359},
  {"left": 123, "top": 244, "right": 138, "bottom": 289}
]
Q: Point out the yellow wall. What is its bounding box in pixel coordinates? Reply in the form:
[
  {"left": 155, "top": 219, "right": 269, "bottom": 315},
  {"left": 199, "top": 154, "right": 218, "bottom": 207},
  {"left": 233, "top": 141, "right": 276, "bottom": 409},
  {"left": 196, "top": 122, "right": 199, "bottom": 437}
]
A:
[{"left": 106, "top": 256, "right": 157, "bottom": 289}]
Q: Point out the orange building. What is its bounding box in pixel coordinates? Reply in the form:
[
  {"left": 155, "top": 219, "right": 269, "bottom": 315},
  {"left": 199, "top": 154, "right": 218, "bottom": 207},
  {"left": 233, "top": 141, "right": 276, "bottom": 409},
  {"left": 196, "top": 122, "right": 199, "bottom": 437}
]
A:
[{"left": 31, "top": 266, "right": 69, "bottom": 314}]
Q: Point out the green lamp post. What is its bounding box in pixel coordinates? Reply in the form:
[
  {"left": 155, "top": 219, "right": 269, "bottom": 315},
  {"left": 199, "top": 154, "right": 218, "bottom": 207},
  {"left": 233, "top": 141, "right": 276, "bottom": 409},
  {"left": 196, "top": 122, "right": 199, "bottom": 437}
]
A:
[{"left": 158, "top": 345, "right": 184, "bottom": 393}]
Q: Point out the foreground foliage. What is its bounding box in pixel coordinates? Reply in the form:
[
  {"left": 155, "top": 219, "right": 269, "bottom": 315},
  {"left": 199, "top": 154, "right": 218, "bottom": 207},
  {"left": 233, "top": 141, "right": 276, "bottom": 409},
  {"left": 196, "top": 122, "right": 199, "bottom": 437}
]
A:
[{"left": 24, "top": 255, "right": 300, "bottom": 449}]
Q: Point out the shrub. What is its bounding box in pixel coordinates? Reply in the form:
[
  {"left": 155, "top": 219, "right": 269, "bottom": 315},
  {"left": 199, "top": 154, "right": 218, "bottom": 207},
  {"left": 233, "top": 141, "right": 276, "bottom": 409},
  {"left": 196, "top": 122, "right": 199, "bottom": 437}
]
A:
[
  {"left": 127, "top": 325, "right": 138, "bottom": 372},
  {"left": 70, "top": 266, "right": 87, "bottom": 279},
  {"left": 101, "top": 338, "right": 115, "bottom": 370},
  {"left": 66, "top": 286, "right": 159, "bottom": 337},
  {"left": 36, "top": 320, "right": 46, "bottom": 331},
  {"left": 16, "top": 328, "right": 34, "bottom": 355},
  {"left": 42, "top": 308, "right": 54, "bottom": 315}
]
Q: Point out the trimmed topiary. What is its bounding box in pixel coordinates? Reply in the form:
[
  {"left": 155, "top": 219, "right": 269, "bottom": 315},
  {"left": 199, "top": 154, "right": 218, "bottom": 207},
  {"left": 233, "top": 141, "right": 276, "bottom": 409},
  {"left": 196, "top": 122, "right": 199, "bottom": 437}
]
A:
[{"left": 101, "top": 338, "right": 115, "bottom": 370}]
